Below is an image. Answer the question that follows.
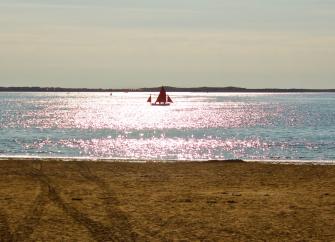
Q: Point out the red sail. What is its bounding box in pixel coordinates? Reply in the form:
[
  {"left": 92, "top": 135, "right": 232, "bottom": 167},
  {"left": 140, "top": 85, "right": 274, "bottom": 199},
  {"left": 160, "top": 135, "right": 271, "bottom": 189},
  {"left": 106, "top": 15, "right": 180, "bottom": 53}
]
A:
[
  {"left": 167, "top": 95, "right": 173, "bottom": 103},
  {"left": 147, "top": 95, "right": 152, "bottom": 102},
  {"left": 155, "top": 86, "right": 167, "bottom": 103}
]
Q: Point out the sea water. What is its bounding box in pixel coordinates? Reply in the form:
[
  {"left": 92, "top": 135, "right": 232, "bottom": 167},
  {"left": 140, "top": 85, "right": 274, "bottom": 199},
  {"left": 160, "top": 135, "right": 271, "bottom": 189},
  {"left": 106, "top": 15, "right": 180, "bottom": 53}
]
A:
[{"left": 0, "top": 92, "right": 334, "bottom": 162}]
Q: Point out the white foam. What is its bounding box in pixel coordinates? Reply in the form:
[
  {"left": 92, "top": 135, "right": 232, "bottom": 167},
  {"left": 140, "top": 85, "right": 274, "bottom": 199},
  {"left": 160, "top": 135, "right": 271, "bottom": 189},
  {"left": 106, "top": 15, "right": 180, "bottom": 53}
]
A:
[{"left": 0, "top": 155, "right": 334, "bottom": 165}]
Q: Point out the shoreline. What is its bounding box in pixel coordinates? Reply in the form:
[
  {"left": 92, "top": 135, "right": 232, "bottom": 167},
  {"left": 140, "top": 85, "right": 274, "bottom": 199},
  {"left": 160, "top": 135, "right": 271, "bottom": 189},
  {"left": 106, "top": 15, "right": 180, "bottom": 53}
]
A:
[
  {"left": 1, "top": 158, "right": 335, "bottom": 240},
  {"left": 1, "top": 155, "right": 334, "bottom": 165}
]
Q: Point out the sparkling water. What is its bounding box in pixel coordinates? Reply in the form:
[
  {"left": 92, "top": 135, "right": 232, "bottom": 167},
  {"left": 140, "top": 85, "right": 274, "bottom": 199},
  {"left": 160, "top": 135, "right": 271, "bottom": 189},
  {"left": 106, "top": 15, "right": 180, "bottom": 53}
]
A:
[{"left": 0, "top": 92, "right": 334, "bottom": 162}]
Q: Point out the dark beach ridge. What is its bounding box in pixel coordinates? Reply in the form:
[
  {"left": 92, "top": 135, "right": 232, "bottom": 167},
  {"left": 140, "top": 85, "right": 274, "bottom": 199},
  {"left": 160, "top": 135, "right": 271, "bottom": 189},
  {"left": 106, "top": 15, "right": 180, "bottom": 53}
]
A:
[{"left": 0, "top": 158, "right": 334, "bottom": 241}]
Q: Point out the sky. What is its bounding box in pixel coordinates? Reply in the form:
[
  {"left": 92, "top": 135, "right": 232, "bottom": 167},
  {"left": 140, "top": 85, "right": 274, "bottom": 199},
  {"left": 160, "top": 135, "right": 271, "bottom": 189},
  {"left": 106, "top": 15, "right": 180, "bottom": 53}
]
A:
[{"left": 0, "top": 0, "right": 334, "bottom": 88}]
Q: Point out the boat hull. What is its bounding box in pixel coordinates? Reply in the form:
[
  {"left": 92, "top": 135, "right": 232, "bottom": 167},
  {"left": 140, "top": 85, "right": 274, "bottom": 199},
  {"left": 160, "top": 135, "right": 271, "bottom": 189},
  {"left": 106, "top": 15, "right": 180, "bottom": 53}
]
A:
[{"left": 151, "top": 103, "right": 170, "bottom": 106}]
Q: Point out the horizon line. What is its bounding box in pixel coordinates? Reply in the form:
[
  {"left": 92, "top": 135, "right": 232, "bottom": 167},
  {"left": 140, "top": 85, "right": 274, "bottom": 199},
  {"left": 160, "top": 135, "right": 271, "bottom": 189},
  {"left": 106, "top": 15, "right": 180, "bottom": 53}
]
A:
[{"left": 1, "top": 86, "right": 335, "bottom": 92}]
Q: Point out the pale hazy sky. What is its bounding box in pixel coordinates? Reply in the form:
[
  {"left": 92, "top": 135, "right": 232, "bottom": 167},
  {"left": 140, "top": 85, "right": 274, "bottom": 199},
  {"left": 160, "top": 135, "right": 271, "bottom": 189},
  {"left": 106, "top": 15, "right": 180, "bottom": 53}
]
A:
[{"left": 0, "top": 0, "right": 334, "bottom": 88}]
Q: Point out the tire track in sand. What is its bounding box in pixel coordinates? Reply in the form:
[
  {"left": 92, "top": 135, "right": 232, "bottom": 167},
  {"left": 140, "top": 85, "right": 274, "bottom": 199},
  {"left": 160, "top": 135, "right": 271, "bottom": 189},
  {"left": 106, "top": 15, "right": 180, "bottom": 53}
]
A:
[
  {"left": 30, "top": 161, "right": 136, "bottom": 241},
  {"left": 11, "top": 182, "right": 48, "bottom": 242},
  {"left": 76, "top": 162, "right": 137, "bottom": 241},
  {"left": 9, "top": 162, "right": 50, "bottom": 241},
  {"left": 0, "top": 161, "right": 48, "bottom": 242}
]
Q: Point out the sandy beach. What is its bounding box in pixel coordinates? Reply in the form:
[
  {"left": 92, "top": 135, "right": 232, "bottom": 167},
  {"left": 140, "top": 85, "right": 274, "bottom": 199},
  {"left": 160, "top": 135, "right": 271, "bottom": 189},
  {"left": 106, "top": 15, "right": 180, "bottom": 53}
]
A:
[{"left": 0, "top": 159, "right": 334, "bottom": 241}]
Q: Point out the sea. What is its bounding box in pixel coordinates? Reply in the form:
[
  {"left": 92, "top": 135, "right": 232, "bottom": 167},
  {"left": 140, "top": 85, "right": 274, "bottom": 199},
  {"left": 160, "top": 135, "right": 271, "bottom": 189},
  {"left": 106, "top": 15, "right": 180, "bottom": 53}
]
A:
[{"left": 0, "top": 92, "right": 334, "bottom": 163}]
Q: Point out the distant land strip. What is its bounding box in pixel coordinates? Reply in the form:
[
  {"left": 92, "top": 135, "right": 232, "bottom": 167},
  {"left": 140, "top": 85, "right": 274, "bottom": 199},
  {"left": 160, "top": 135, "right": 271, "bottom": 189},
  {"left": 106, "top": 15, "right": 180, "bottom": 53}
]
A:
[{"left": 0, "top": 86, "right": 335, "bottom": 93}]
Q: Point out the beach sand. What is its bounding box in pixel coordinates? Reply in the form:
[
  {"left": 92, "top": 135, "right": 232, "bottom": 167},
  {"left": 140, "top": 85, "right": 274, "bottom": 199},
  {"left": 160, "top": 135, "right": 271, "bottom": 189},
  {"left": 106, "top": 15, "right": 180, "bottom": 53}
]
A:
[{"left": 0, "top": 159, "right": 334, "bottom": 241}]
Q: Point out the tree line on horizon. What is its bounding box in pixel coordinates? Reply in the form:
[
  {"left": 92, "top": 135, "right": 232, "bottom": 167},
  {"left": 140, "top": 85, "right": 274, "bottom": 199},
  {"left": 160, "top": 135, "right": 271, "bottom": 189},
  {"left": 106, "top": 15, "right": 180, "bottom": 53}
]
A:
[{"left": 0, "top": 86, "right": 334, "bottom": 92}]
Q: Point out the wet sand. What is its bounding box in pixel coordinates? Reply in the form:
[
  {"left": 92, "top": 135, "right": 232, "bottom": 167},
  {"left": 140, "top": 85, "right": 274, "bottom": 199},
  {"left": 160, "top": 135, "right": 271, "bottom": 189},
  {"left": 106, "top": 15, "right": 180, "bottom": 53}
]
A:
[{"left": 0, "top": 159, "right": 335, "bottom": 241}]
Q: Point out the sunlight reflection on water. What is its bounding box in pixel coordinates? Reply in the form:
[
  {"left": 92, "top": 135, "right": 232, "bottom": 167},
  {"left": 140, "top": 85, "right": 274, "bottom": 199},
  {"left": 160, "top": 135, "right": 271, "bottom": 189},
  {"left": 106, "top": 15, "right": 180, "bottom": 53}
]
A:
[{"left": 0, "top": 92, "right": 334, "bottom": 161}]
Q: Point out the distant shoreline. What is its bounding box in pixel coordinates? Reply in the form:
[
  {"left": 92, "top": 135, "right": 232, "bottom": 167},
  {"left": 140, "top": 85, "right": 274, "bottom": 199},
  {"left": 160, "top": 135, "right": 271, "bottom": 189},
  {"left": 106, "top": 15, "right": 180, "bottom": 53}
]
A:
[{"left": 1, "top": 86, "right": 335, "bottom": 93}]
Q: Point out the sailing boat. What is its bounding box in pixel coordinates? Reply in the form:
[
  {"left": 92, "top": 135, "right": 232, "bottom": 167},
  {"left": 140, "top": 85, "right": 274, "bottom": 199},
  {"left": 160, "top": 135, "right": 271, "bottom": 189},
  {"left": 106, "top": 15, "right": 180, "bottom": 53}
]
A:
[{"left": 147, "top": 86, "right": 173, "bottom": 106}]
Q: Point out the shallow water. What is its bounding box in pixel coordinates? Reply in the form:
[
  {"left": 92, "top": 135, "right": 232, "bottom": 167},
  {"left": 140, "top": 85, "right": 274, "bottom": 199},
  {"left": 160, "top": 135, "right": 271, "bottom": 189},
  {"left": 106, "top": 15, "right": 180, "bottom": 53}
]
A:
[{"left": 0, "top": 92, "right": 334, "bottom": 162}]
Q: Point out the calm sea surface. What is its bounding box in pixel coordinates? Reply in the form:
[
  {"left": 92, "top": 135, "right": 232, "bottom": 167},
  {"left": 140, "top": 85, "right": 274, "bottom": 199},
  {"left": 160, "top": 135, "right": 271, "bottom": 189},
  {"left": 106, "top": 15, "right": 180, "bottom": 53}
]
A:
[{"left": 0, "top": 92, "right": 334, "bottom": 162}]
